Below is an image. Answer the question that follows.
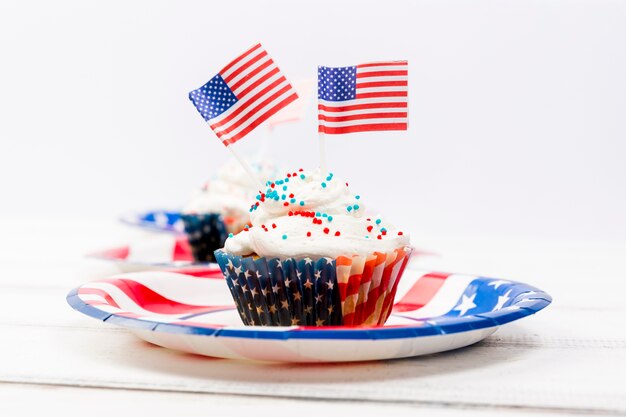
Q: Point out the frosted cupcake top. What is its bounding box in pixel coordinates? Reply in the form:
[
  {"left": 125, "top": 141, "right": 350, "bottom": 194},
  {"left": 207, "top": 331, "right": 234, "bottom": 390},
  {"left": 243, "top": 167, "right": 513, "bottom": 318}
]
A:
[
  {"left": 224, "top": 168, "right": 410, "bottom": 258},
  {"left": 183, "top": 158, "right": 279, "bottom": 217}
]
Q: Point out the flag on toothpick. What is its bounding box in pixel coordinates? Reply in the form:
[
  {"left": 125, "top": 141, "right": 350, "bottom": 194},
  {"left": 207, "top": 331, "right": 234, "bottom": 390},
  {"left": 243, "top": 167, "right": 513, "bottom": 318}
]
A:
[
  {"left": 189, "top": 43, "right": 299, "bottom": 146},
  {"left": 317, "top": 61, "right": 408, "bottom": 134}
]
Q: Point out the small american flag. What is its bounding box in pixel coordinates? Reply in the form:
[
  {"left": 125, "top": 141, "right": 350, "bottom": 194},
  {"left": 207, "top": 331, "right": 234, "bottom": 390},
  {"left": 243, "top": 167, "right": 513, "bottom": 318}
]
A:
[
  {"left": 189, "top": 44, "right": 298, "bottom": 146},
  {"left": 317, "top": 61, "right": 408, "bottom": 134}
]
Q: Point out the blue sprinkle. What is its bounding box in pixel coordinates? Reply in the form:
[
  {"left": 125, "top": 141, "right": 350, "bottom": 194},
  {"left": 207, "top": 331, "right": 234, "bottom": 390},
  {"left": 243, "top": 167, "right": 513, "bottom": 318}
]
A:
[
  {"left": 381, "top": 227, "right": 387, "bottom": 232},
  {"left": 376, "top": 219, "right": 382, "bottom": 225},
  {"left": 354, "top": 204, "right": 360, "bottom": 210},
  {"left": 256, "top": 195, "right": 261, "bottom": 200},
  {"left": 347, "top": 206, "right": 353, "bottom": 212},
  {"left": 328, "top": 216, "right": 333, "bottom": 222},
  {"left": 281, "top": 194, "right": 286, "bottom": 200},
  {"left": 315, "top": 212, "right": 321, "bottom": 217},
  {"left": 365, "top": 235, "right": 369, "bottom": 239},
  {"left": 321, "top": 182, "right": 327, "bottom": 188},
  {"left": 228, "top": 233, "right": 234, "bottom": 238},
  {"left": 326, "top": 176, "right": 332, "bottom": 181},
  {"left": 322, "top": 213, "right": 328, "bottom": 217},
  {"left": 299, "top": 201, "right": 305, "bottom": 206},
  {"left": 285, "top": 178, "right": 290, "bottom": 183},
  {"left": 282, "top": 186, "right": 287, "bottom": 191},
  {"left": 290, "top": 198, "right": 296, "bottom": 203},
  {"left": 300, "top": 174, "right": 305, "bottom": 179},
  {"left": 355, "top": 195, "right": 360, "bottom": 200},
  {"left": 282, "top": 234, "right": 287, "bottom": 240}
]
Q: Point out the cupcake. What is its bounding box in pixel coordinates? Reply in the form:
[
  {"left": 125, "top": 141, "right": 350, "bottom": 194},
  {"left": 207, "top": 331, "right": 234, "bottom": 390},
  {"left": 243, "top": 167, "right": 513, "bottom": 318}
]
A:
[
  {"left": 214, "top": 168, "right": 412, "bottom": 327},
  {"left": 181, "top": 158, "right": 278, "bottom": 263}
]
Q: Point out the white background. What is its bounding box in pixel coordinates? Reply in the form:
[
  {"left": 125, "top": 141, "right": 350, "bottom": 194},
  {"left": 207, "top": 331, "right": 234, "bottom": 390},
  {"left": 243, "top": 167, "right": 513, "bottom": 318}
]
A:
[
  {"left": 1, "top": 0, "right": 625, "bottom": 242},
  {"left": 0, "top": 3, "right": 625, "bottom": 415}
]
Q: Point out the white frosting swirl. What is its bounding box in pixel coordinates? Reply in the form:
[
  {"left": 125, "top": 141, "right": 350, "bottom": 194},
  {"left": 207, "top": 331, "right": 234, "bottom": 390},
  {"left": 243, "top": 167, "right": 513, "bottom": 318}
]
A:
[
  {"left": 183, "top": 158, "right": 279, "bottom": 230},
  {"left": 224, "top": 169, "right": 410, "bottom": 258}
]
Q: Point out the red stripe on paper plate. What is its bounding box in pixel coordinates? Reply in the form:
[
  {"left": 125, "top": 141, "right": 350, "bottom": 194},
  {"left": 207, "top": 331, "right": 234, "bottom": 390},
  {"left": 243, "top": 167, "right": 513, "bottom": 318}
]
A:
[
  {"left": 101, "top": 278, "right": 219, "bottom": 314},
  {"left": 392, "top": 272, "right": 451, "bottom": 313}
]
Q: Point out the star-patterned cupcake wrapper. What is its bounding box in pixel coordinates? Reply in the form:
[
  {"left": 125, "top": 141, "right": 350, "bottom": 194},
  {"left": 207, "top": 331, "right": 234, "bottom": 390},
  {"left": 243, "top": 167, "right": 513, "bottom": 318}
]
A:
[
  {"left": 214, "top": 246, "right": 413, "bottom": 327},
  {"left": 214, "top": 250, "right": 342, "bottom": 327},
  {"left": 180, "top": 213, "right": 228, "bottom": 263}
]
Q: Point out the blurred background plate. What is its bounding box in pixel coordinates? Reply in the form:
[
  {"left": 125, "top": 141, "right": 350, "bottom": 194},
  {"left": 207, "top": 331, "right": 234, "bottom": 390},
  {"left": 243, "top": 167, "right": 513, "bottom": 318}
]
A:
[
  {"left": 120, "top": 210, "right": 184, "bottom": 234},
  {"left": 87, "top": 235, "right": 217, "bottom": 271},
  {"left": 87, "top": 235, "right": 437, "bottom": 272}
]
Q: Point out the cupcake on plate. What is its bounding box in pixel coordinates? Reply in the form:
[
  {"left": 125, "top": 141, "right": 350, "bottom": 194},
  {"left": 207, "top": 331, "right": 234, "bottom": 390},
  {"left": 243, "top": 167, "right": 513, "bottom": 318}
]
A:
[
  {"left": 181, "top": 158, "right": 279, "bottom": 263},
  {"left": 214, "top": 168, "right": 412, "bottom": 327}
]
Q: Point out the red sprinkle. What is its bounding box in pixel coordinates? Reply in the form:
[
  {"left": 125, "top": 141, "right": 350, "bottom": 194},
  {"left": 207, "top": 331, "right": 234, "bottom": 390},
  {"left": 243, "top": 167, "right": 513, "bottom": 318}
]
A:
[
  {"left": 323, "top": 228, "right": 330, "bottom": 234},
  {"left": 367, "top": 225, "right": 373, "bottom": 232},
  {"left": 288, "top": 211, "right": 293, "bottom": 216},
  {"left": 270, "top": 183, "right": 275, "bottom": 188},
  {"left": 287, "top": 173, "right": 291, "bottom": 177},
  {"left": 382, "top": 230, "right": 387, "bottom": 236},
  {"left": 377, "top": 235, "right": 382, "bottom": 240},
  {"left": 335, "top": 231, "right": 341, "bottom": 236},
  {"left": 306, "top": 231, "right": 311, "bottom": 237},
  {"left": 283, "top": 202, "right": 289, "bottom": 206},
  {"left": 272, "top": 223, "right": 277, "bottom": 229},
  {"left": 299, "top": 168, "right": 303, "bottom": 172},
  {"left": 398, "top": 231, "right": 403, "bottom": 236},
  {"left": 289, "top": 193, "right": 294, "bottom": 198}
]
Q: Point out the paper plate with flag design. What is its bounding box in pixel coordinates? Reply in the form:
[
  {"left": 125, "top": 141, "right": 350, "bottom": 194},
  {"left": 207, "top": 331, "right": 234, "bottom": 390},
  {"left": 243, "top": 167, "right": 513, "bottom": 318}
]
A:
[
  {"left": 120, "top": 210, "right": 185, "bottom": 234},
  {"left": 88, "top": 235, "right": 436, "bottom": 272},
  {"left": 87, "top": 235, "right": 219, "bottom": 272},
  {"left": 66, "top": 266, "right": 551, "bottom": 362}
]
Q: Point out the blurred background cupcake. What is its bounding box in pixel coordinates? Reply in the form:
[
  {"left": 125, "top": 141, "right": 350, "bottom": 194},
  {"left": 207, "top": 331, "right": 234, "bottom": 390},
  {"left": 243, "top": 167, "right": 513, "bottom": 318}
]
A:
[
  {"left": 214, "top": 168, "right": 412, "bottom": 326},
  {"left": 181, "top": 157, "right": 279, "bottom": 262}
]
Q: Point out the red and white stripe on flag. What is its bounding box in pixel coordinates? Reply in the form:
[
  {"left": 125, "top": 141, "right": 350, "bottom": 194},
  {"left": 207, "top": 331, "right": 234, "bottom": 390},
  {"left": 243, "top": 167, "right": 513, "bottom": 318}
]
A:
[
  {"left": 317, "top": 61, "right": 408, "bottom": 135},
  {"left": 189, "top": 44, "right": 299, "bottom": 146}
]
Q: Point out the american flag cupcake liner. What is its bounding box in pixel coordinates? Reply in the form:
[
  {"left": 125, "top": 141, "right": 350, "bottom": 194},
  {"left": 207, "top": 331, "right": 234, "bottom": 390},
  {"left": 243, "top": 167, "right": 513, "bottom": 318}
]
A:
[
  {"left": 214, "top": 246, "right": 413, "bottom": 327},
  {"left": 180, "top": 213, "right": 228, "bottom": 263}
]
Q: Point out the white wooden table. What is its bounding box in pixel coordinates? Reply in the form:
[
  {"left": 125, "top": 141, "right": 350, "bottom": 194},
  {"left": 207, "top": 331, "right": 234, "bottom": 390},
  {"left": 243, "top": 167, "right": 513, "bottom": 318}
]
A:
[{"left": 0, "top": 218, "right": 624, "bottom": 416}]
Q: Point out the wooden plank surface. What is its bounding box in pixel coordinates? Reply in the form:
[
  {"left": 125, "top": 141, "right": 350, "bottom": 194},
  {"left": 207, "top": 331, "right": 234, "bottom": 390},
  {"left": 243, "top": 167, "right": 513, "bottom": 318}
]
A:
[
  {"left": 0, "top": 383, "right": 576, "bottom": 417},
  {"left": 0, "top": 219, "right": 624, "bottom": 415}
]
